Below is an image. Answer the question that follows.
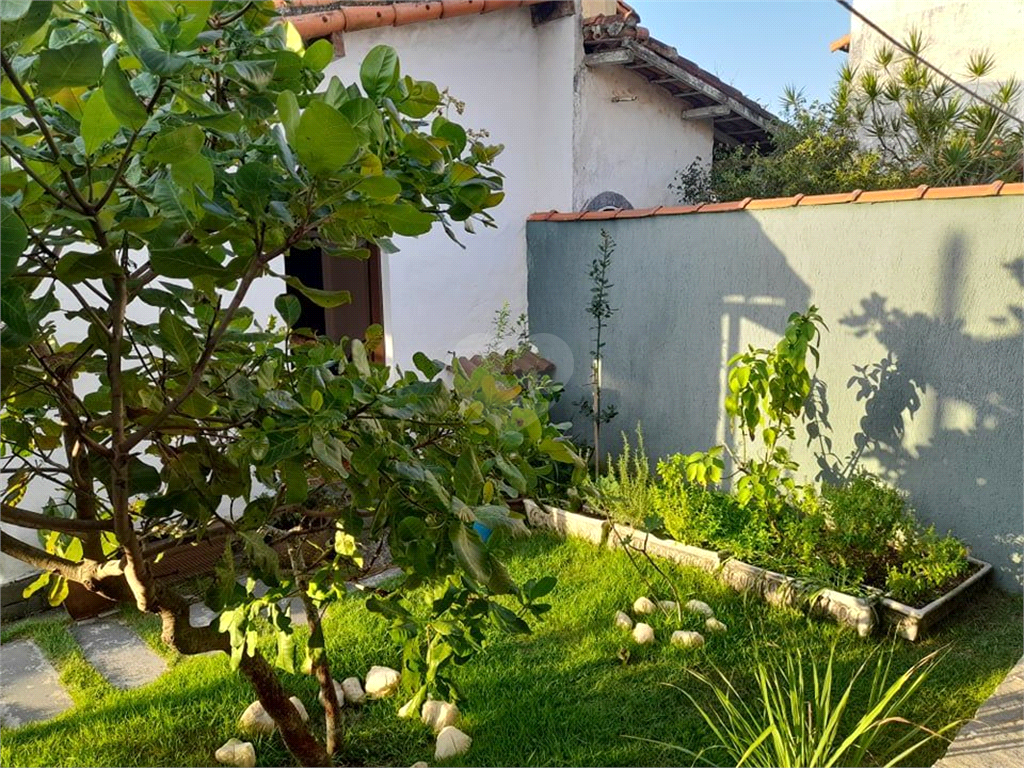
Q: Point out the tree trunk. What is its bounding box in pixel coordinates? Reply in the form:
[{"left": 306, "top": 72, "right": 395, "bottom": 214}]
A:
[
  {"left": 289, "top": 545, "right": 344, "bottom": 755},
  {"left": 239, "top": 651, "right": 331, "bottom": 767}
]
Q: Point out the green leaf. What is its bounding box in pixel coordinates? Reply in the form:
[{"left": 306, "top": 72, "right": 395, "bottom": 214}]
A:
[
  {"left": 138, "top": 48, "right": 192, "bottom": 77},
  {"left": 1, "top": 284, "right": 33, "bottom": 345},
  {"left": 281, "top": 459, "right": 308, "bottom": 504},
  {"left": 225, "top": 60, "right": 276, "bottom": 91},
  {"left": 159, "top": 310, "right": 200, "bottom": 365},
  {"left": 102, "top": 63, "right": 148, "bottom": 130},
  {"left": 54, "top": 250, "right": 121, "bottom": 283},
  {"left": 36, "top": 42, "right": 103, "bottom": 94},
  {"left": 0, "top": 0, "right": 49, "bottom": 45},
  {"left": 454, "top": 447, "right": 483, "bottom": 506},
  {"left": 380, "top": 202, "right": 433, "bottom": 236},
  {"left": 303, "top": 39, "right": 334, "bottom": 72},
  {"left": 129, "top": 458, "right": 162, "bottom": 495},
  {"left": 398, "top": 78, "right": 440, "bottom": 119},
  {"left": 412, "top": 352, "right": 442, "bottom": 379},
  {"left": 356, "top": 175, "right": 400, "bottom": 200},
  {"left": 21, "top": 571, "right": 50, "bottom": 599},
  {"left": 283, "top": 275, "right": 351, "bottom": 309},
  {"left": 351, "top": 443, "right": 386, "bottom": 475},
  {"left": 0, "top": 0, "right": 31, "bottom": 21},
  {"left": 146, "top": 124, "right": 204, "bottom": 165},
  {"left": 170, "top": 153, "right": 214, "bottom": 197},
  {"left": 295, "top": 101, "right": 358, "bottom": 176},
  {"left": 275, "top": 294, "right": 301, "bottom": 326},
  {"left": 360, "top": 45, "right": 400, "bottom": 100},
  {"left": 350, "top": 339, "right": 370, "bottom": 376},
  {"left": 1, "top": 203, "right": 27, "bottom": 286},
  {"left": 80, "top": 89, "right": 119, "bottom": 155},
  {"left": 339, "top": 98, "right": 385, "bottom": 144},
  {"left": 539, "top": 437, "right": 581, "bottom": 465},
  {"left": 150, "top": 245, "right": 226, "bottom": 278},
  {"left": 277, "top": 90, "right": 300, "bottom": 145},
  {"left": 46, "top": 576, "right": 69, "bottom": 607},
  {"left": 234, "top": 161, "right": 276, "bottom": 215}
]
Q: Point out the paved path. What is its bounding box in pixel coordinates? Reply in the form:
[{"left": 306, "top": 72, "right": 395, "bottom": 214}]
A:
[
  {"left": 0, "top": 640, "right": 75, "bottom": 727},
  {"left": 70, "top": 618, "right": 167, "bottom": 690},
  {"left": 935, "top": 656, "right": 1024, "bottom": 768}
]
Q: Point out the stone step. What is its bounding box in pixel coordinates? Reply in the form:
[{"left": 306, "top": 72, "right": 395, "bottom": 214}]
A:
[
  {"left": 70, "top": 618, "right": 167, "bottom": 690},
  {"left": 0, "top": 639, "right": 75, "bottom": 727}
]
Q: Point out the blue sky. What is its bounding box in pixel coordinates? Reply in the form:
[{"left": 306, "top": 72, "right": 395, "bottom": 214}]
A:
[{"left": 629, "top": 0, "right": 851, "bottom": 112}]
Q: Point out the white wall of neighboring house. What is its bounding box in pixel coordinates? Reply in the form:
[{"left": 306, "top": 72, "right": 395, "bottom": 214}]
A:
[
  {"left": 572, "top": 62, "right": 715, "bottom": 210},
  {"left": 850, "top": 0, "right": 1024, "bottom": 116}
]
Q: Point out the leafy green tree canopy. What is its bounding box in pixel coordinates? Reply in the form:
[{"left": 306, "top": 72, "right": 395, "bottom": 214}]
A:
[{"left": 0, "top": 2, "right": 582, "bottom": 763}]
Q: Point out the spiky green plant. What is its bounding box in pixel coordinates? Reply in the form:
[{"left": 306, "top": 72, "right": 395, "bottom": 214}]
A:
[{"left": 661, "top": 644, "right": 956, "bottom": 767}]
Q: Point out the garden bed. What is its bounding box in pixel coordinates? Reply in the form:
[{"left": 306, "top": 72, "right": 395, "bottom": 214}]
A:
[{"left": 523, "top": 500, "right": 992, "bottom": 640}]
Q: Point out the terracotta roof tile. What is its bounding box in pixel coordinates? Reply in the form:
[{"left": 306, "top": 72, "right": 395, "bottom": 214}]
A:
[
  {"left": 698, "top": 198, "right": 752, "bottom": 213},
  {"left": 278, "top": 0, "right": 542, "bottom": 38},
  {"left": 614, "top": 206, "right": 662, "bottom": 218},
  {"left": 580, "top": 208, "right": 624, "bottom": 220},
  {"left": 527, "top": 183, "right": 1021, "bottom": 223},
  {"left": 923, "top": 181, "right": 1004, "bottom": 199},
  {"left": 798, "top": 190, "right": 862, "bottom": 206},
  {"left": 746, "top": 194, "right": 804, "bottom": 210},
  {"left": 656, "top": 204, "right": 706, "bottom": 215},
  {"left": 856, "top": 185, "right": 929, "bottom": 203}
]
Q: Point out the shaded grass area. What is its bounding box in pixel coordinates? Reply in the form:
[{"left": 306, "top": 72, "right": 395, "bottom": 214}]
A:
[{"left": 1, "top": 534, "right": 1020, "bottom": 767}]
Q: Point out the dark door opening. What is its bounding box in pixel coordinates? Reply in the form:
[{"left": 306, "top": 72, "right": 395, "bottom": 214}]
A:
[{"left": 284, "top": 245, "right": 385, "bottom": 362}]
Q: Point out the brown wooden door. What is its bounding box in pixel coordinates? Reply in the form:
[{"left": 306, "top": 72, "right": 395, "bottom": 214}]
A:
[{"left": 285, "top": 245, "right": 385, "bottom": 362}]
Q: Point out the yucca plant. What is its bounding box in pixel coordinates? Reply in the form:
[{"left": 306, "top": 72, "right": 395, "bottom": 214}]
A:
[{"left": 663, "top": 644, "right": 955, "bottom": 767}]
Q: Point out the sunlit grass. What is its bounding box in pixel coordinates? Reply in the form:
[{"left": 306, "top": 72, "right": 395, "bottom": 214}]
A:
[{"left": 1, "top": 534, "right": 1020, "bottom": 767}]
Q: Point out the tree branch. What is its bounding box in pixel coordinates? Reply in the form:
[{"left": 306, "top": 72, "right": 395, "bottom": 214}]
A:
[{"left": 1, "top": 503, "right": 114, "bottom": 533}]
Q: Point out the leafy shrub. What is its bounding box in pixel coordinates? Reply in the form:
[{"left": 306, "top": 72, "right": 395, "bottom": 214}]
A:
[{"left": 597, "top": 426, "right": 654, "bottom": 527}]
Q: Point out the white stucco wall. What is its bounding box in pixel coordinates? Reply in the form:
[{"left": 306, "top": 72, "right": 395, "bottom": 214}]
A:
[
  {"left": 572, "top": 63, "right": 715, "bottom": 210},
  {"left": 850, "top": 0, "right": 1024, "bottom": 114},
  {"left": 246, "top": 8, "right": 580, "bottom": 372}
]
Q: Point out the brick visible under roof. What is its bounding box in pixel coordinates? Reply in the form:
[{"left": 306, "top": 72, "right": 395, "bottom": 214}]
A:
[{"left": 525, "top": 182, "right": 1023, "bottom": 221}]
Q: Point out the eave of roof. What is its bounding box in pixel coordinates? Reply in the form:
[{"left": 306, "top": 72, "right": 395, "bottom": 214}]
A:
[
  {"left": 830, "top": 33, "right": 851, "bottom": 53},
  {"left": 276, "top": 0, "right": 545, "bottom": 39},
  {"left": 526, "top": 181, "right": 1023, "bottom": 221}
]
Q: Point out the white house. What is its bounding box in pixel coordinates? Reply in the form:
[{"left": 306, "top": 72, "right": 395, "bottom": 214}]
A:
[
  {"left": 269, "top": 0, "right": 777, "bottom": 369},
  {"left": 0, "top": 0, "right": 775, "bottom": 589}
]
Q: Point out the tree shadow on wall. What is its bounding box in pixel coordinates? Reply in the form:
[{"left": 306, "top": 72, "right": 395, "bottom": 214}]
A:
[{"left": 810, "top": 252, "right": 1024, "bottom": 587}]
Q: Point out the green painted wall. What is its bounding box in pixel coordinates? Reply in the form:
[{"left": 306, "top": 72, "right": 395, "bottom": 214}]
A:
[{"left": 527, "top": 197, "right": 1024, "bottom": 590}]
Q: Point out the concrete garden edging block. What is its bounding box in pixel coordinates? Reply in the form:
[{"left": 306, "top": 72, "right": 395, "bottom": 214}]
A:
[{"left": 523, "top": 500, "right": 990, "bottom": 640}]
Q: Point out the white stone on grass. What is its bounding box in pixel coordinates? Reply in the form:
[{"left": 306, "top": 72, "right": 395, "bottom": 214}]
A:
[
  {"left": 435, "top": 725, "right": 472, "bottom": 760},
  {"left": 671, "top": 630, "right": 705, "bottom": 648},
  {"left": 341, "top": 676, "right": 366, "bottom": 705},
  {"left": 289, "top": 696, "right": 309, "bottom": 722},
  {"left": 632, "top": 622, "right": 655, "bottom": 644},
  {"left": 215, "top": 738, "right": 256, "bottom": 768},
  {"left": 613, "top": 610, "right": 633, "bottom": 630},
  {"left": 411, "top": 763, "right": 429, "bottom": 768},
  {"left": 365, "top": 665, "right": 401, "bottom": 699},
  {"left": 317, "top": 681, "right": 345, "bottom": 708},
  {"left": 632, "top": 596, "right": 657, "bottom": 615},
  {"left": 658, "top": 600, "right": 678, "bottom": 612},
  {"left": 705, "top": 618, "right": 727, "bottom": 633},
  {"left": 238, "top": 701, "right": 275, "bottom": 735},
  {"left": 421, "top": 700, "right": 460, "bottom": 734},
  {"left": 685, "top": 599, "right": 715, "bottom": 618}
]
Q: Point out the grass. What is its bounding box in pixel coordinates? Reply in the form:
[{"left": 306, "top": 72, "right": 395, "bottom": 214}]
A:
[{"left": 1, "top": 533, "right": 1020, "bottom": 767}]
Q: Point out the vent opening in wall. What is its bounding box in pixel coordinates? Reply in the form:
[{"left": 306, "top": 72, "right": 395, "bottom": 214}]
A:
[{"left": 583, "top": 191, "right": 633, "bottom": 211}]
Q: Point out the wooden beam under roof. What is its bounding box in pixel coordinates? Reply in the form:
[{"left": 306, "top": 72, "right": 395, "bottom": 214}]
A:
[
  {"left": 583, "top": 48, "right": 633, "bottom": 67},
  {"left": 681, "top": 104, "right": 731, "bottom": 120}
]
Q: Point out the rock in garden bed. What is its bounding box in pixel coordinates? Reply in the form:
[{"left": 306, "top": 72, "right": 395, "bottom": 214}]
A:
[
  {"left": 215, "top": 739, "right": 256, "bottom": 768},
  {"left": 435, "top": 725, "right": 472, "bottom": 760}
]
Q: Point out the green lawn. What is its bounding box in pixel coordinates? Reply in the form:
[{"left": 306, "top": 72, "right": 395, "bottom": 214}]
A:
[{"left": 1, "top": 533, "right": 1021, "bottom": 768}]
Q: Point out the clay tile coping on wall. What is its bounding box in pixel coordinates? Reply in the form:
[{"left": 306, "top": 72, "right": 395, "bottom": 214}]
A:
[
  {"left": 277, "top": 1, "right": 546, "bottom": 39},
  {"left": 527, "top": 183, "right": 1023, "bottom": 223}
]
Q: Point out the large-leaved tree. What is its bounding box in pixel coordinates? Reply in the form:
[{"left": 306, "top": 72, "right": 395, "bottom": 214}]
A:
[{"left": 0, "top": 2, "right": 583, "bottom": 764}]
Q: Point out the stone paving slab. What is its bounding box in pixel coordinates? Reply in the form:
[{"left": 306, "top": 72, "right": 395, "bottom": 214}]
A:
[
  {"left": 936, "top": 656, "right": 1024, "bottom": 768},
  {"left": 70, "top": 618, "right": 167, "bottom": 690},
  {"left": 0, "top": 639, "right": 75, "bottom": 727}
]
